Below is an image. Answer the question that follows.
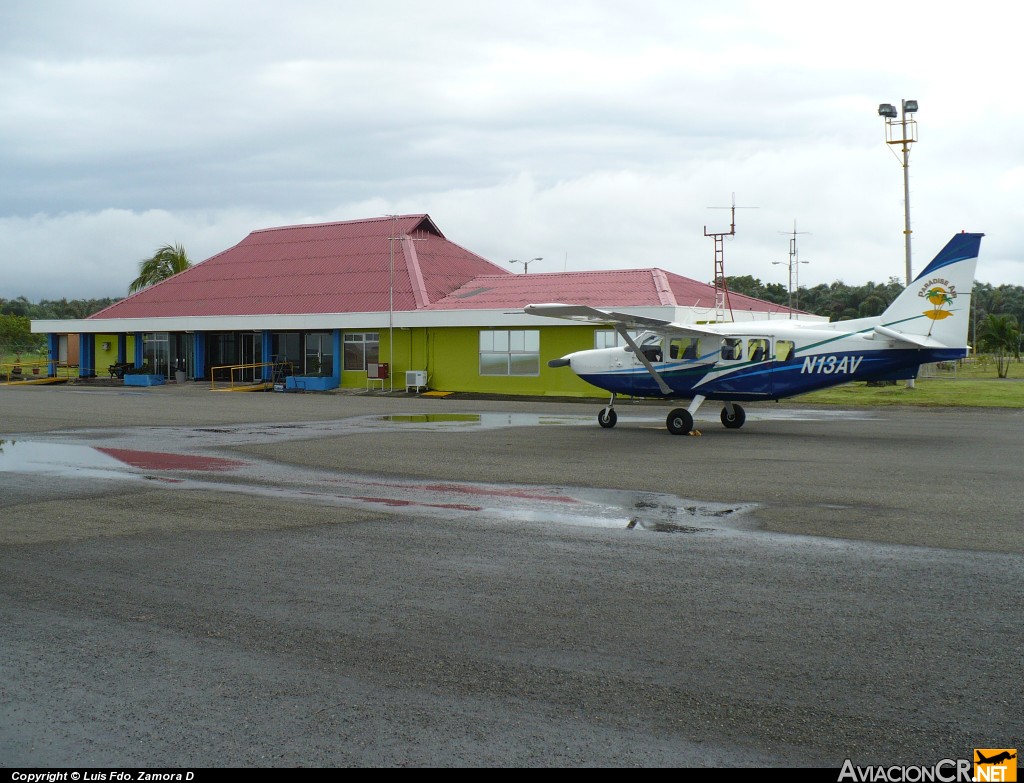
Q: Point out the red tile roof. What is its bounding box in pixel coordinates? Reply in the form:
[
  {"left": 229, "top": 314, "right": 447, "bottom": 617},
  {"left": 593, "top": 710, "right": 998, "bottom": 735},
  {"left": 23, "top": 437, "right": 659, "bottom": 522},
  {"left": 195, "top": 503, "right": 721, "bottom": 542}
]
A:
[
  {"left": 428, "top": 268, "right": 798, "bottom": 315},
  {"left": 91, "top": 215, "right": 509, "bottom": 319},
  {"left": 90, "top": 214, "right": 795, "bottom": 321}
]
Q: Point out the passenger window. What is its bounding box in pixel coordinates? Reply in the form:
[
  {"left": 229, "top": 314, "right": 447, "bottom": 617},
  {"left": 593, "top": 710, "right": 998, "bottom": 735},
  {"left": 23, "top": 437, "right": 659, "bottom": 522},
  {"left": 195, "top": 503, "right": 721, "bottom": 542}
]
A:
[
  {"left": 748, "top": 339, "right": 768, "bottom": 362},
  {"left": 670, "top": 338, "right": 700, "bottom": 360},
  {"left": 776, "top": 340, "right": 795, "bottom": 361},
  {"left": 721, "top": 338, "right": 743, "bottom": 361}
]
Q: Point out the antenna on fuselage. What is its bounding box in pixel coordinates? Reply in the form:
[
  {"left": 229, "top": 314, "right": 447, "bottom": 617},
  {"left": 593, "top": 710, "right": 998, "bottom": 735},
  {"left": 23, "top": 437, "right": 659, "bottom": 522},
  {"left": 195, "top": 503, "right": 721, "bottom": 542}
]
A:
[{"left": 705, "top": 193, "right": 757, "bottom": 323}]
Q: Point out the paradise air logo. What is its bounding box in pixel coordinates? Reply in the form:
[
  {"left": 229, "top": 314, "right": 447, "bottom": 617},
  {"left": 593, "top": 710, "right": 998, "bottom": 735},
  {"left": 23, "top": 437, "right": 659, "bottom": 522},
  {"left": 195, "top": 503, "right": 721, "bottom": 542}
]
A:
[
  {"left": 974, "top": 749, "right": 1017, "bottom": 782},
  {"left": 919, "top": 277, "right": 959, "bottom": 320}
]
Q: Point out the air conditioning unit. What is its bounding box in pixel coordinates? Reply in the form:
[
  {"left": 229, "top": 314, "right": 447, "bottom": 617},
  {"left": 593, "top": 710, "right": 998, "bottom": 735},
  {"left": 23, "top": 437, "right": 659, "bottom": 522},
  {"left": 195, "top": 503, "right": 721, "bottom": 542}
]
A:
[{"left": 405, "top": 370, "right": 427, "bottom": 392}]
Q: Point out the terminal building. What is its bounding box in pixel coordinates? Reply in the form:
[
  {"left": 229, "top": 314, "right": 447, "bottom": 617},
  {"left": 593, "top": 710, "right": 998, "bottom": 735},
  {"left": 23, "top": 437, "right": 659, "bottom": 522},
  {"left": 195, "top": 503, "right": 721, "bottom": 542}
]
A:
[{"left": 32, "top": 214, "right": 813, "bottom": 396}]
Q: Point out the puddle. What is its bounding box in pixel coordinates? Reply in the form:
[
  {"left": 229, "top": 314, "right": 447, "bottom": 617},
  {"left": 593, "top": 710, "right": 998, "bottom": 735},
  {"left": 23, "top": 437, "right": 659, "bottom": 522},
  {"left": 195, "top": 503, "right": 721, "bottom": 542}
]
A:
[
  {"left": 0, "top": 440, "right": 144, "bottom": 481},
  {"left": 0, "top": 440, "right": 246, "bottom": 478},
  {"left": 0, "top": 438, "right": 751, "bottom": 535},
  {"left": 382, "top": 414, "right": 483, "bottom": 424},
  {"left": 376, "top": 413, "right": 594, "bottom": 430}
]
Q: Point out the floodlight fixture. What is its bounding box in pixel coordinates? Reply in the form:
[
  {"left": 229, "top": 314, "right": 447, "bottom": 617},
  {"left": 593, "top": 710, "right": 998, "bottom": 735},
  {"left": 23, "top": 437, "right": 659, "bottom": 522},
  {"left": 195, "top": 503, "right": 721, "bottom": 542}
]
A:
[
  {"left": 509, "top": 256, "right": 543, "bottom": 273},
  {"left": 878, "top": 103, "right": 898, "bottom": 118},
  {"left": 903, "top": 99, "right": 918, "bottom": 113}
]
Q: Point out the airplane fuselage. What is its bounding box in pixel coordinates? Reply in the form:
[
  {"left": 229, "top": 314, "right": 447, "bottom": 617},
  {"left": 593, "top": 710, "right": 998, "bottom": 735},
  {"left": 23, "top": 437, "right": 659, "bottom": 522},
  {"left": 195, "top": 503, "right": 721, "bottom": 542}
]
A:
[{"left": 564, "top": 322, "right": 966, "bottom": 402}]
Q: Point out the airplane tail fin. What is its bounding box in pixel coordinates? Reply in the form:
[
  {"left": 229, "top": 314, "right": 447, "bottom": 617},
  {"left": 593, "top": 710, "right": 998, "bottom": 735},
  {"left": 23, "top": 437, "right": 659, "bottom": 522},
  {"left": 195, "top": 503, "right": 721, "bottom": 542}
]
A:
[{"left": 875, "top": 232, "right": 983, "bottom": 349}]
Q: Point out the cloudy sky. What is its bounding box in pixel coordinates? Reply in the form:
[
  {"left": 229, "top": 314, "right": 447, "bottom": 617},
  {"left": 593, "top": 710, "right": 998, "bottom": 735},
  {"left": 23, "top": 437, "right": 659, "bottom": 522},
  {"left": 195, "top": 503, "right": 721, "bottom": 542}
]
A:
[{"left": 2, "top": 0, "right": 1021, "bottom": 302}]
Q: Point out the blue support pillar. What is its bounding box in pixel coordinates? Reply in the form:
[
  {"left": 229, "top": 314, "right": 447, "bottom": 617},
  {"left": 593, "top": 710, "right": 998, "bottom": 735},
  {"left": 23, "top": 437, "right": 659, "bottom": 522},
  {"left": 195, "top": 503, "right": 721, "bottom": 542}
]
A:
[
  {"left": 333, "top": 330, "right": 342, "bottom": 384},
  {"left": 134, "top": 333, "right": 144, "bottom": 367},
  {"left": 47, "top": 334, "right": 59, "bottom": 377},
  {"left": 79, "top": 334, "right": 95, "bottom": 378},
  {"left": 262, "top": 330, "right": 272, "bottom": 380},
  {"left": 117, "top": 334, "right": 127, "bottom": 364},
  {"left": 193, "top": 333, "right": 205, "bottom": 380}
]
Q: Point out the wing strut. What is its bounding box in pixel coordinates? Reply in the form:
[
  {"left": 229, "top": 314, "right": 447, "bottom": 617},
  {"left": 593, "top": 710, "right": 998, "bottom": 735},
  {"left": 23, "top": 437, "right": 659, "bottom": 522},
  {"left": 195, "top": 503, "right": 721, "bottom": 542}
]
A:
[{"left": 615, "top": 326, "right": 672, "bottom": 395}]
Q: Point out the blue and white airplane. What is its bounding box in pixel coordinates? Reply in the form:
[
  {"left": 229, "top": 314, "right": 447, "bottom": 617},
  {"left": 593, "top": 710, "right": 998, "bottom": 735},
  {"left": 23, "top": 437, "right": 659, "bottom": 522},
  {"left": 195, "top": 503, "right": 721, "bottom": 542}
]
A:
[{"left": 526, "top": 232, "right": 983, "bottom": 435}]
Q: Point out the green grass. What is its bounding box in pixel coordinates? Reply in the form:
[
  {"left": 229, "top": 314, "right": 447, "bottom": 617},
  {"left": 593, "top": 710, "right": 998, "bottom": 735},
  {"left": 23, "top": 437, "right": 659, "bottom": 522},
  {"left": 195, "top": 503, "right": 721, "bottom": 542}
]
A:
[{"left": 795, "top": 377, "right": 1024, "bottom": 408}]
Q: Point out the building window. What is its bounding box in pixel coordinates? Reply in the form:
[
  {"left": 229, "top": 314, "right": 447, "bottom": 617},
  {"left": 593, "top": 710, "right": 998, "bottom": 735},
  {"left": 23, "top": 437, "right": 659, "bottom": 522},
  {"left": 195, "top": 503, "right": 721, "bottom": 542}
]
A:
[
  {"left": 343, "top": 332, "right": 379, "bottom": 371},
  {"left": 594, "top": 329, "right": 640, "bottom": 349},
  {"left": 480, "top": 329, "right": 540, "bottom": 376}
]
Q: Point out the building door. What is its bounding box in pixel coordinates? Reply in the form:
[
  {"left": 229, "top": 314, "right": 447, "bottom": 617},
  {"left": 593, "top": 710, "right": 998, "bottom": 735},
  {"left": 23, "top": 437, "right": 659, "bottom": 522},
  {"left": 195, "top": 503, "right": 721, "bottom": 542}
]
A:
[
  {"left": 143, "top": 332, "right": 171, "bottom": 377},
  {"left": 304, "top": 332, "right": 333, "bottom": 376},
  {"left": 240, "top": 332, "right": 263, "bottom": 382}
]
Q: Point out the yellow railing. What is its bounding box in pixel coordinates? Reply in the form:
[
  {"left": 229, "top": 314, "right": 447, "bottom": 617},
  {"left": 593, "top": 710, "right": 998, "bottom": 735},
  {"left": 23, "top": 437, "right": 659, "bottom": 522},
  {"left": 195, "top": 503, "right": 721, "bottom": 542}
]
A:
[
  {"left": 210, "top": 361, "right": 291, "bottom": 391},
  {"left": 1, "top": 359, "right": 80, "bottom": 384}
]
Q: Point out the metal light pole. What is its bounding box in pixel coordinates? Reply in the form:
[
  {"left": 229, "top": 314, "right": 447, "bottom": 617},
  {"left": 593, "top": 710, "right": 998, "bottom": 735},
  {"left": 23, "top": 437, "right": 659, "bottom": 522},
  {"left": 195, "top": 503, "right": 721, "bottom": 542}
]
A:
[
  {"left": 878, "top": 99, "right": 918, "bottom": 285},
  {"left": 509, "top": 257, "right": 542, "bottom": 273},
  {"left": 878, "top": 100, "right": 919, "bottom": 388}
]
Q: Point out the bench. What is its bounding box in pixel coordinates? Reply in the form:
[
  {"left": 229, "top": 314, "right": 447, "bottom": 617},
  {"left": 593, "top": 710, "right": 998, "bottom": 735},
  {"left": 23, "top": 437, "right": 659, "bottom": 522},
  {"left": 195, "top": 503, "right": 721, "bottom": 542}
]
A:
[{"left": 108, "top": 362, "right": 134, "bottom": 379}]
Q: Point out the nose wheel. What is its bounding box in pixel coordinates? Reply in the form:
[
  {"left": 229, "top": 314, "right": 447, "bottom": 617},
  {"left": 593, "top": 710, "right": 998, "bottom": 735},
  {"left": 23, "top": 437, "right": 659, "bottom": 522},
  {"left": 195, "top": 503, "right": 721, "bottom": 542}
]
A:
[{"left": 598, "top": 394, "right": 618, "bottom": 428}]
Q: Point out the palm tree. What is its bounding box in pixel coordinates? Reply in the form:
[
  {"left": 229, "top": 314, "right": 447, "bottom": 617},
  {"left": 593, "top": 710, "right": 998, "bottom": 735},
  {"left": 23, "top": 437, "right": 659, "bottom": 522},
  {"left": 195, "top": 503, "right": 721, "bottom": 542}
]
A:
[
  {"left": 128, "top": 243, "right": 193, "bottom": 294},
  {"left": 977, "top": 313, "right": 1021, "bottom": 378}
]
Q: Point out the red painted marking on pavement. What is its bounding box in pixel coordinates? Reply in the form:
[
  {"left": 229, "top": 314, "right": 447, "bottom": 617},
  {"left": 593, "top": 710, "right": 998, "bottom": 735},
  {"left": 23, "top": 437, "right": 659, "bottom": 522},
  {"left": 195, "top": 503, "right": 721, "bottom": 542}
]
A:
[{"left": 96, "top": 447, "right": 246, "bottom": 472}]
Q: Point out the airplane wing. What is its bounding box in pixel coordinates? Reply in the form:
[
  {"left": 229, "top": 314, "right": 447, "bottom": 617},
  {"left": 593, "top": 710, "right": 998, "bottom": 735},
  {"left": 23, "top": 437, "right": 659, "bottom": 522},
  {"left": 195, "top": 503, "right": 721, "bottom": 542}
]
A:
[{"left": 524, "top": 303, "right": 721, "bottom": 336}]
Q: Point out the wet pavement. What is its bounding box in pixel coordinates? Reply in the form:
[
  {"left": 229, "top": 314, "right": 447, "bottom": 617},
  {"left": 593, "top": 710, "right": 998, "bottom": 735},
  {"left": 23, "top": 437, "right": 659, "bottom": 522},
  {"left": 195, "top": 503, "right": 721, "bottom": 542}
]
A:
[
  {"left": 0, "top": 424, "right": 753, "bottom": 534},
  {"left": 2, "top": 389, "right": 1022, "bottom": 767}
]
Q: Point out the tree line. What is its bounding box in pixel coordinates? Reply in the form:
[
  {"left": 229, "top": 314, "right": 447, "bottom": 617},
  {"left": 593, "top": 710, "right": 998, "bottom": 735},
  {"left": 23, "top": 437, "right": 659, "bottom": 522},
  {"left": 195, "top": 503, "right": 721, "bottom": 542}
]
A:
[{"left": 728, "top": 275, "right": 1023, "bottom": 352}]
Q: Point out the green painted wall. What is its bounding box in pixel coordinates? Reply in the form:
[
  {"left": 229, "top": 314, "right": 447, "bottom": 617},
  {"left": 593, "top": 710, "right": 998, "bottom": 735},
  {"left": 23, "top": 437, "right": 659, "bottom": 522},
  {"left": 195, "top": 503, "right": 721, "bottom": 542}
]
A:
[
  {"left": 339, "top": 325, "right": 602, "bottom": 396},
  {"left": 425, "top": 325, "right": 600, "bottom": 397},
  {"left": 94, "top": 334, "right": 123, "bottom": 374},
  {"left": 339, "top": 328, "right": 428, "bottom": 389}
]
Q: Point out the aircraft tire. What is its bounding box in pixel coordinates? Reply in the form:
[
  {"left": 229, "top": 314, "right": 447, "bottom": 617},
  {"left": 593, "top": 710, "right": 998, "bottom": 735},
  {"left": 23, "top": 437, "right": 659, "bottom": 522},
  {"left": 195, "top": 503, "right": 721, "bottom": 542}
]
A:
[
  {"left": 666, "top": 408, "right": 693, "bottom": 436},
  {"left": 598, "top": 408, "right": 617, "bottom": 428},
  {"left": 721, "top": 404, "right": 746, "bottom": 429}
]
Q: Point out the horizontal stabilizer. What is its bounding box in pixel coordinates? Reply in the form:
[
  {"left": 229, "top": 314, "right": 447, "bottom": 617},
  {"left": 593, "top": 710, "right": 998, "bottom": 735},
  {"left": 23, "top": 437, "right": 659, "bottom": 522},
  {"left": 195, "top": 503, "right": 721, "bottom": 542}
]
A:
[{"left": 873, "top": 325, "right": 949, "bottom": 349}]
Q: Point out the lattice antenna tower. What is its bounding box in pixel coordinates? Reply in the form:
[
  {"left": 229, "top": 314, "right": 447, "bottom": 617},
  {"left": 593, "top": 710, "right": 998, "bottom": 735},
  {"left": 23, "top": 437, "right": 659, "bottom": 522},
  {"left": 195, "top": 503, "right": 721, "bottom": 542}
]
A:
[{"left": 704, "top": 194, "right": 757, "bottom": 323}]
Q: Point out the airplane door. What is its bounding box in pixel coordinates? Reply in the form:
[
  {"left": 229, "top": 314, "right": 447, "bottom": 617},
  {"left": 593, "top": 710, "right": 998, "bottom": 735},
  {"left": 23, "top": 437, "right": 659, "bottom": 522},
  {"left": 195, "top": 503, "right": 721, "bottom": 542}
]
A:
[
  {"left": 714, "top": 337, "right": 774, "bottom": 397},
  {"left": 628, "top": 334, "right": 666, "bottom": 396},
  {"left": 744, "top": 337, "right": 772, "bottom": 395}
]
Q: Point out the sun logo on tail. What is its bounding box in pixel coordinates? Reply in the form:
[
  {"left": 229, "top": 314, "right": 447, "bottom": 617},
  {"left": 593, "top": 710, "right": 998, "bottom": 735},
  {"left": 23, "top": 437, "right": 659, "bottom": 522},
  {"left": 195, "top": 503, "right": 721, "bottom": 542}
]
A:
[{"left": 918, "top": 278, "right": 958, "bottom": 320}]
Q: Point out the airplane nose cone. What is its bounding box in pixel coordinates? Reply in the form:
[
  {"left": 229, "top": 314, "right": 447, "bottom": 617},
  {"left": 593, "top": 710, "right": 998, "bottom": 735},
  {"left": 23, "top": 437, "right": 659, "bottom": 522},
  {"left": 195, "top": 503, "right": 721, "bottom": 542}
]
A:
[{"left": 548, "top": 357, "right": 571, "bottom": 368}]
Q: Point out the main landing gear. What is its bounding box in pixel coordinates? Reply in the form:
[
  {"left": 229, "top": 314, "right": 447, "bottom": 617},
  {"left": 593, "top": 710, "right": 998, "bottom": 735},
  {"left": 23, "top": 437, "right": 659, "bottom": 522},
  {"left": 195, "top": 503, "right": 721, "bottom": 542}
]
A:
[{"left": 596, "top": 393, "right": 747, "bottom": 435}]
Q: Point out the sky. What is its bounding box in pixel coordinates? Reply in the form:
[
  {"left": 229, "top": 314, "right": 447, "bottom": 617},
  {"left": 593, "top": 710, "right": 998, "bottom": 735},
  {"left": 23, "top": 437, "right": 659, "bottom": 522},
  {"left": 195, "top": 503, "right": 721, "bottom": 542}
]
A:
[{"left": 2, "top": 0, "right": 1022, "bottom": 302}]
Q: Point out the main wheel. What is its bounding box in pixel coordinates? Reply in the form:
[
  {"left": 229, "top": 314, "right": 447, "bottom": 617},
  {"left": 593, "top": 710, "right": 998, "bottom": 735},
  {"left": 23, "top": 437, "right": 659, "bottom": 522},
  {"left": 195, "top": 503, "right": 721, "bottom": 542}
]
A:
[
  {"left": 598, "top": 408, "right": 617, "bottom": 428},
  {"left": 666, "top": 408, "right": 693, "bottom": 436},
  {"left": 721, "top": 404, "right": 746, "bottom": 429}
]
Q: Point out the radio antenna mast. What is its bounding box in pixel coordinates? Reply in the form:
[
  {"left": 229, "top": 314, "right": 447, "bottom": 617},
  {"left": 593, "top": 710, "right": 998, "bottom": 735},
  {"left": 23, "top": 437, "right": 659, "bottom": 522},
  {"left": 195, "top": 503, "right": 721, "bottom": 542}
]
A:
[{"left": 704, "top": 193, "right": 757, "bottom": 323}]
